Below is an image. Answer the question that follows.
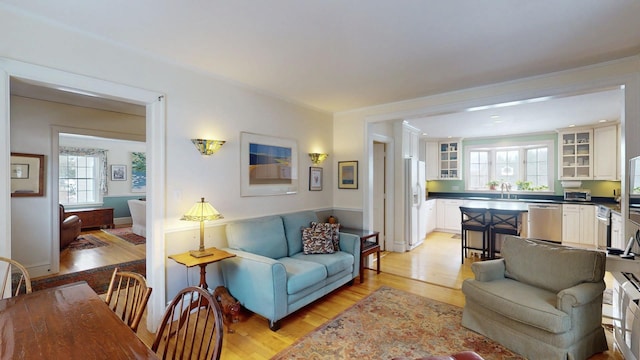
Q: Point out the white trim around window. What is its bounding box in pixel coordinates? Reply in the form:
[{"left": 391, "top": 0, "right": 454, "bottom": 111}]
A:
[{"left": 464, "top": 139, "right": 555, "bottom": 193}]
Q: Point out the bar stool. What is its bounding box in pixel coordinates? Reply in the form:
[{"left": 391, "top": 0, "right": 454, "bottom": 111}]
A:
[
  {"left": 489, "top": 209, "right": 522, "bottom": 259},
  {"left": 460, "top": 207, "right": 491, "bottom": 263}
]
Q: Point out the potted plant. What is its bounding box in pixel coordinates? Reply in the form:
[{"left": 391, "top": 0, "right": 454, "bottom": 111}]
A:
[
  {"left": 487, "top": 180, "right": 500, "bottom": 190},
  {"left": 515, "top": 180, "right": 531, "bottom": 191}
]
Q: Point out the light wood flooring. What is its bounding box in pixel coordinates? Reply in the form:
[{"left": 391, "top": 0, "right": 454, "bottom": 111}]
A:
[
  {"left": 131, "top": 231, "right": 622, "bottom": 360},
  {"left": 32, "top": 226, "right": 146, "bottom": 281}
]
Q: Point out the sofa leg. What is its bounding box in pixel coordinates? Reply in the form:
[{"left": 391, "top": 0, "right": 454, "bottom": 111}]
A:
[
  {"left": 348, "top": 279, "right": 355, "bottom": 286},
  {"left": 269, "top": 320, "right": 281, "bottom": 331}
]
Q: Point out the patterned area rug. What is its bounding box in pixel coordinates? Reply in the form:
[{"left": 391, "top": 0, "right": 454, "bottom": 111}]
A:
[
  {"left": 102, "top": 227, "right": 146, "bottom": 245},
  {"left": 66, "top": 234, "right": 109, "bottom": 251},
  {"left": 272, "top": 286, "right": 523, "bottom": 360},
  {"left": 31, "top": 259, "right": 146, "bottom": 294}
]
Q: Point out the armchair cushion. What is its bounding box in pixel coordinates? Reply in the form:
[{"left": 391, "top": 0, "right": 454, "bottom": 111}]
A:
[{"left": 501, "top": 237, "right": 606, "bottom": 293}]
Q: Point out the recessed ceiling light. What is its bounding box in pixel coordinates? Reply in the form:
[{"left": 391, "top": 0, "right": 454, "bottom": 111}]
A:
[
  {"left": 568, "top": 124, "right": 576, "bottom": 127},
  {"left": 490, "top": 115, "right": 500, "bottom": 119},
  {"left": 598, "top": 119, "right": 607, "bottom": 123}
]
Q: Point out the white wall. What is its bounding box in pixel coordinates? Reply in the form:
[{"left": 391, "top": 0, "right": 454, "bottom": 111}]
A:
[{"left": 0, "top": 7, "right": 333, "bottom": 297}]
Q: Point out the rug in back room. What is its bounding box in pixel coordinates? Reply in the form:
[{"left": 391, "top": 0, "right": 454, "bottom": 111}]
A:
[
  {"left": 102, "top": 227, "right": 146, "bottom": 245},
  {"left": 272, "top": 286, "right": 523, "bottom": 360},
  {"left": 31, "top": 259, "right": 146, "bottom": 294},
  {"left": 66, "top": 234, "right": 110, "bottom": 251}
]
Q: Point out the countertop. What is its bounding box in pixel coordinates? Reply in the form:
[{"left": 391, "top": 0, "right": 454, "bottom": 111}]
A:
[{"left": 427, "top": 192, "right": 621, "bottom": 213}]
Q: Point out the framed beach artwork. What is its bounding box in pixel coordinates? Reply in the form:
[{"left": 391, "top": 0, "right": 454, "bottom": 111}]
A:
[
  {"left": 240, "top": 132, "right": 298, "bottom": 196},
  {"left": 131, "top": 152, "right": 146, "bottom": 193},
  {"left": 338, "top": 161, "right": 358, "bottom": 189},
  {"left": 11, "top": 153, "right": 45, "bottom": 197},
  {"left": 309, "top": 167, "right": 323, "bottom": 191}
]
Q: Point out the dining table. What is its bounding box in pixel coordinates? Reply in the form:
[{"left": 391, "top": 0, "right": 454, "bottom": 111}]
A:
[{"left": 0, "top": 281, "right": 158, "bottom": 359}]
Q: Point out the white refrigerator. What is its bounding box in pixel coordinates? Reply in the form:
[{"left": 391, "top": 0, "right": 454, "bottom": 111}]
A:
[{"left": 405, "top": 159, "right": 427, "bottom": 250}]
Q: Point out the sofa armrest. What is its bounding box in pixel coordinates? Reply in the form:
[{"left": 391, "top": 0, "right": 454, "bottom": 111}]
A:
[
  {"left": 557, "top": 281, "right": 606, "bottom": 312},
  {"left": 338, "top": 232, "right": 361, "bottom": 279},
  {"left": 219, "top": 248, "right": 288, "bottom": 323},
  {"left": 471, "top": 259, "right": 505, "bottom": 282}
]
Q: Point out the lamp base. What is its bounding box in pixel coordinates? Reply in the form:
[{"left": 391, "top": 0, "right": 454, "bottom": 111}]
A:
[{"left": 189, "top": 249, "right": 214, "bottom": 258}]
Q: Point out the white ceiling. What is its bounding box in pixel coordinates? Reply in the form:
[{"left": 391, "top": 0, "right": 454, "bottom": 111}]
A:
[{"left": 3, "top": 1, "right": 638, "bottom": 137}]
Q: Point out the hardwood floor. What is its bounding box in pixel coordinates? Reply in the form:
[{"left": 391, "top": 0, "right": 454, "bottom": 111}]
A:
[
  {"left": 32, "top": 225, "right": 145, "bottom": 281},
  {"left": 133, "top": 231, "right": 622, "bottom": 360}
]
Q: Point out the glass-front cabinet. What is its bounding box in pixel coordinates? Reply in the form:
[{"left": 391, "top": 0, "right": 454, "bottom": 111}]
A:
[
  {"left": 439, "top": 140, "right": 461, "bottom": 179},
  {"left": 559, "top": 129, "right": 593, "bottom": 179}
]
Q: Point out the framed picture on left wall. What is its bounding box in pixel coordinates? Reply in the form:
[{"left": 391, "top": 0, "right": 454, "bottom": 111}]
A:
[{"left": 11, "top": 153, "right": 45, "bottom": 197}]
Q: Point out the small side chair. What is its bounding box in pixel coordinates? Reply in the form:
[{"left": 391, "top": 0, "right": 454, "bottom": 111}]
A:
[{"left": 104, "top": 267, "right": 152, "bottom": 332}]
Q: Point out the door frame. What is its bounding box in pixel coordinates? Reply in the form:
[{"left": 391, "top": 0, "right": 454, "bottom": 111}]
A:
[
  {"left": 0, "top": 58, "right": 166, "bottom": 330},
  {"left": 367, "top": 132, "right": 394, "bottom": 251}
]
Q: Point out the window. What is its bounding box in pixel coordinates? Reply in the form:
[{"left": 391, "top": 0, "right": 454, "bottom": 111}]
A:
[
  {"left": 465, "top": 140, "right": 554, "bottom": 192},
  {"left": 59, "top": 154, "right": 100, "bottom": 205}
]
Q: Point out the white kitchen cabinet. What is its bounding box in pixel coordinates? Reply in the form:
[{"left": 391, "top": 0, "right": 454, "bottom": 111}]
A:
[
  {"left": 425, "top": 199, "right": 437, "bottom": 234},
  {"left": 438, "top": 139, "right": 461, "bottom": 180},
  {"left": 558, "top": 129, "right": 593, "bottom": 180},
  {"left": 593, "top": 124, "right": 620, "bottom": 180},
  {"left": 436, "top": 199, "right": 463, "bottom": 233},
  {"left": 425, "top": 141, "right": 439, "bottom": 180},
  {"left": 403, "top": 125, "right": 420, "bottom": 159},
  {"left": 611, "top": 211, "right": 624, "bottom": 249},
  {"left": 562, "top": 204, "right": 596, "bottom": 246}
]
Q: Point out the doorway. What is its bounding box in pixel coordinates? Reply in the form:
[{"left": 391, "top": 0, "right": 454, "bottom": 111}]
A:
[
  {"left": 1, "top": 58, "right": 166, "bottom": 327},
  {"left": 373, "top": 141, "right": 386, "bottom": 250}
]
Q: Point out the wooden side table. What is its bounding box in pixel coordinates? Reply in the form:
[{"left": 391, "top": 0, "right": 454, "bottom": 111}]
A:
[
  {"left": 168, "top": 247, "right": 236, "bottom": 290},
  {"left": 340, "top": 227, "right": 381, "bottom": 283}
]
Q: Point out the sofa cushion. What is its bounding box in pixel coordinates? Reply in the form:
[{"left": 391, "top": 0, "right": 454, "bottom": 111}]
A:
[
  {"left": 462, "top": 277, "right": 571, "bottom": 334},
  {"left": 226, "top": 216, "right": 288, "bottom": 259},
  {"left": 501, "top": 236, "right": 606, "bottom": 293},
  {"left": 291, "top": 251, "right": 354, "bottom": 277},
  {"left": 282, "top": 211, "right": 318, "bottom": 256},
  {"left": 278, "top": 257, "right": 328, "bottom": 294},
  {"left": 302, "top": 227, "right": 335, "bottom": 254},
  {"left": 312, "top": 221, "right": 340, "bottom": 251}
]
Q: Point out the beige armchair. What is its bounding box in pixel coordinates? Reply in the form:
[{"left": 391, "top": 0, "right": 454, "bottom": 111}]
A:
[
  {"left": 461, "top": 236, "right": 607, "bottom": 360},
  {"left": 60, "top": 204, "right": 82, "bottom": 250}
]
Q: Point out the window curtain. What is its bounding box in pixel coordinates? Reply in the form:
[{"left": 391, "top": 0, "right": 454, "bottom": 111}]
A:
[{"left": 59, "top": 146, "right": 109, "bottom": 194}]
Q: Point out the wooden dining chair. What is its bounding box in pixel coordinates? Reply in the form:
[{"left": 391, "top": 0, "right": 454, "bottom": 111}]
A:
[
  {"left": 0, "top": 256, "right": 32, "bottom": 297},
  {"left": 152, "top": 286, "right": 224, "bottom": 360},
  {"left": 104, "top": 267, "right": 152, "bottom": 332}
]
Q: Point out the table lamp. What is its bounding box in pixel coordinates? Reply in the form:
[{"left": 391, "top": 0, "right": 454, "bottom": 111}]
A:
[{"left": 181, "top": 197, "right": 223, "bottom": 258}]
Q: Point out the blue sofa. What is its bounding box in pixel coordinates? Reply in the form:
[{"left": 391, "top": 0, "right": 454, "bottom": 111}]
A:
[{"left": 219, "top": 211, "right": 360, "bottom": 330}]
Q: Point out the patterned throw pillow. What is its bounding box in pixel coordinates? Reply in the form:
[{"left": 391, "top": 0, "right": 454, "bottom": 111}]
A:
[
  {"left": 311, "top": 222, "right": 340, "bottom": 251},
  {"left": 302, "top": 227, "right": 335, "bottom": 254}
]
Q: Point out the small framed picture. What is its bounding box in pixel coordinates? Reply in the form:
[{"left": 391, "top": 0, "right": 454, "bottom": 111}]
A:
[
  {"left": 338, "top": 161, "right": 358, "bottom": 189},
  {"left": 309, "top": 167, "right": 323, "bottom": 191},
  {"left": 11, "top": 153, "right": 45, "bottom": 197},
  {"left": 111, "top": 164, "right": 127, "bottom": 181}
]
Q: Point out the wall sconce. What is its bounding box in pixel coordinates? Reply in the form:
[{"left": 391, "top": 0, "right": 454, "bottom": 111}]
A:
[
  {"left": 192, "top": 139, "right": 226, "bottom": 155},
  {"left": 309, "top": 153, "right": 329, "bottom": 165}
]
